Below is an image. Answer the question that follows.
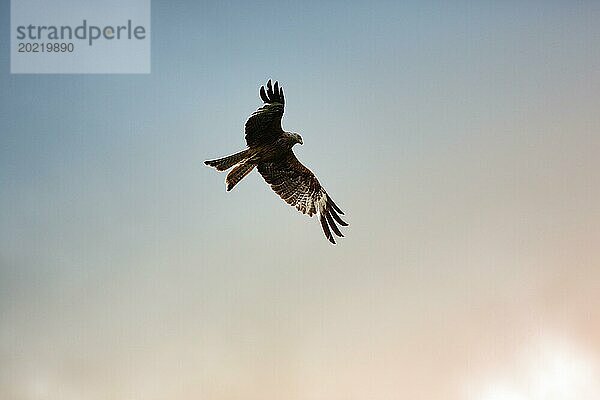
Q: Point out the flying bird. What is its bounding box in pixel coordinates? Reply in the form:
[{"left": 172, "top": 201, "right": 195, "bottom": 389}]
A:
[{"left": 204, "top": 80, "right": 348, "bottom": 244}]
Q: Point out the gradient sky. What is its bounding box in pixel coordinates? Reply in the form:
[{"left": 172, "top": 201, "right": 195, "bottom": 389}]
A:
[{"left": 1, "top": 1, "right": 600, "bottom": 399}]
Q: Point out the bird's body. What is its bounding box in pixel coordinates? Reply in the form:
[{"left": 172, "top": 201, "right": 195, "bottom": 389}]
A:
[
  {"left": 205, "top": 80, "right": 347, "bottom": 244},
  {"left": 249, "top": 133, "right": 299, "bottom": 163}
]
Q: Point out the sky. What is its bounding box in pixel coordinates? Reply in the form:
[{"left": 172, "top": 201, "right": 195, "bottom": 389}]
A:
[{"left": 1, "top": 1, "right": 599, "bottom": 399}]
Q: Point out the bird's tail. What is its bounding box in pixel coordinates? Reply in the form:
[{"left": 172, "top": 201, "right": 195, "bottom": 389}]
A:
[
  {"left": 226, "top": 162, "right": 256, "bottom": 191},
  {"left": 204, "top": 149, "right": 250, "bottom": 171}
]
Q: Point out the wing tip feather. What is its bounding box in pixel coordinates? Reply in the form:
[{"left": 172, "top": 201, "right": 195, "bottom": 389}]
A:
[
  {"left": 320, "top": 213, "right": 336, "bottom": 244},
  {"left": 325, "top": 210, "right": 344, "bottom": 238},
  {"left": 259, "top": 86, "right": 269, "bottom": 103},
  {"left": 259, "top": 79, "right": 285, "bottom": 105}
]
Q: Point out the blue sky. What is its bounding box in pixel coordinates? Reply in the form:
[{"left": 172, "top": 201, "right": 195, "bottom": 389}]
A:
[{"left": 1, "top": 1, "right": 600, "bottom": 399}]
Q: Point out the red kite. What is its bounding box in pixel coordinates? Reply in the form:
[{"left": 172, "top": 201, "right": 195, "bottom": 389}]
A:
[{"left": 205, "top": 80, "right": 347, "bottom": 244}]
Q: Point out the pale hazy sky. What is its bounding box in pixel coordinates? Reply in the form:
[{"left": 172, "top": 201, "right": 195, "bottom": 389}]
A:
[{"left": 1, "top": 1, "right": 599, "bottom": 399}]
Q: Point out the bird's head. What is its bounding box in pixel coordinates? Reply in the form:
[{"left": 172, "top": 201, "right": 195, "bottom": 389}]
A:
[{"left": 292, "top": 132, "right": 303, "bottom": 145}]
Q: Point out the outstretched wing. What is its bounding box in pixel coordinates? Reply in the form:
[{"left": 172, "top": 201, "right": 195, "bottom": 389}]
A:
[
  {"left": 245, "top": 80, "right": 285, "bottom": 147},
  {"left": 258, "top": 152, "right": 348, "bottom": 244}
]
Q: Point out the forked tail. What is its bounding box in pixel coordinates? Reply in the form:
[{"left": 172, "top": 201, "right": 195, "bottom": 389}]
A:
[
  {"left": 204, "top": 149, "right": 250, "bottom": 171},
  {"left": 225, "top": 162, "right": 256, "bottom": 191}
]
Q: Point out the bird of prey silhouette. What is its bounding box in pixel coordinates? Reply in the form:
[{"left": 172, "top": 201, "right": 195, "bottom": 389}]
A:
[{"left": 204, "top": 80, "right": 348, "bottom": 244}]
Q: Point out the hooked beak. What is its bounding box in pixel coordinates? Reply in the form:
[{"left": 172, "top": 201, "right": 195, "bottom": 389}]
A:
[{"left": 298, "top": 136, "right": 303, "bottom": 145}]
